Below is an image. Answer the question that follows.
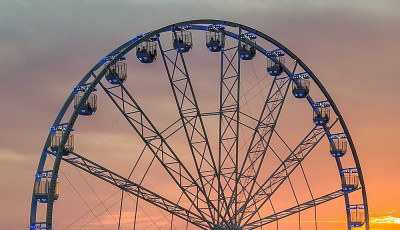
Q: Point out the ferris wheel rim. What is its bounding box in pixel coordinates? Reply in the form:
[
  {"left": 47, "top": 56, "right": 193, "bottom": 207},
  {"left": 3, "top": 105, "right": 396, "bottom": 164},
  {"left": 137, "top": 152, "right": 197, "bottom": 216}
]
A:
[{"left": 29, "top": 19, "right": 369, "bottom": 230}]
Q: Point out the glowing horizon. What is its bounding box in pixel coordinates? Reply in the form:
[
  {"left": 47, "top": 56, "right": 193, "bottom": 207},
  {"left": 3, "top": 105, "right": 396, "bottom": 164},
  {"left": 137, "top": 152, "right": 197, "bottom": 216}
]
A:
[{"left": 0, "top": 0, "right": 399, "bottom": 229}]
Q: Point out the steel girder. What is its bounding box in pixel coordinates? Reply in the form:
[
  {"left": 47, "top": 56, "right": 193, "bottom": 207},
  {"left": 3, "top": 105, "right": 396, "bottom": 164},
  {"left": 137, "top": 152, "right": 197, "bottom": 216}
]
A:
[{"left": 51, "top": 150, "right": 210, "bottom": 229}]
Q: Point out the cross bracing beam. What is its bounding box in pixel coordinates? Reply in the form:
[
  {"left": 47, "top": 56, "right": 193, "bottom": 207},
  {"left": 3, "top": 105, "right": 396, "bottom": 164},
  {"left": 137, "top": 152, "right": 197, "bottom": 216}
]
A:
[
  {"left": 244, "top": 188, "right": 359, "bottom": 229},
  {"left": 32, "top": 20, "right": 369, "bottom": 230},
  {"left": 157, "top": 37, "right": 224, "bottom": 224},
  {"left": 237, "top": 119, "right": 339, "bottom": 225},
  {"left": 231, "top": 73, "right": 291, "bottom": 224},
  {"left": 217, "top": 33, "right": 241, "bottom": 224},
  {"left": 191, "top": 111, "right": 271, "bottom": 134},
  {"left": 97, "top": 70, "right": 219, "bottom": 226},
  {"left": 49, "top": 150, "right": 210, "bottom": 229}
]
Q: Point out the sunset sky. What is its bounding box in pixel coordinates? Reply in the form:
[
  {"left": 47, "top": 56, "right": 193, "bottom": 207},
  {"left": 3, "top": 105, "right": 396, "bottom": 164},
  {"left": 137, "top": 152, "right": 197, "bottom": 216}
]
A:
[{"left": 0, "top": 0, "right": 399, "bottom": 229}]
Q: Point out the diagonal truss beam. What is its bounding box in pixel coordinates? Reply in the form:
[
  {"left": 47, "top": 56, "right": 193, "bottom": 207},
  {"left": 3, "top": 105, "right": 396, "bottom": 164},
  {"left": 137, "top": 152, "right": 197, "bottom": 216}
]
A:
[
  {"left": 238, "top": 119, "right": 339, "bottom": 225},
  {"left": 50, "top": 150, "right": 210, "bottom": 229},
  {"left": 244, "top": 189, "right": 358, "bottom": 229},
  {"left": 158, "top": 37, "right": 224, "bottom": 224},
  {"left": 97, "top": 71, "right": 215, "bottom": 225},
  {"left": 233, "top": 72, "right": 292, "bottom": 223},
  {"left": 216, "top": 31, "right": 242, "bottom": 225}
]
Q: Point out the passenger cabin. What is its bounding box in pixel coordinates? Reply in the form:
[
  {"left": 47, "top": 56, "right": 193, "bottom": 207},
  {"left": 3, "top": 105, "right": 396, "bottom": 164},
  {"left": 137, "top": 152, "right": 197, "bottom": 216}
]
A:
[
  {"left": 136, "top": 38, "right": 157, "bottom": 63},
  {"left": 50, "top": 125, "right": 74, "bottom": 155},
  {"left": 292, "top": 72, "right": 311, "bottom": 98},
  {"left": 313, "top": 104, "right": 330, "bottom": 126},
  {"left": 330, "top": 134, "right": 347, "bottom": 157},
  {"left": 239, "top": 33, "right": 257, "bottom": 60},
  {"left": 349, "top": 205, "right": 365, "bottom": 227},
  {"left": 105, "top": 61, "right": 127, "bottom": 84},
  {"left": 342, "top": 168, "right": 360, "bottom": 191},
  {"left": 267, "top": 56, "right": 285, "bottom": 76},
  {"left": 173, "top": 27, "right": 193, "bottom": 53},
  {"left": 205, "top": 25, "right": 225, "bottom": 52},
  {"left": 33, "top": 172, "right": 59, "bottom": 203},
  {"left": 292, "top": 79, "right": 310, "bottom": 98},
  {"left": 74, "top": 85, "right": 97, "bottom": 116}
]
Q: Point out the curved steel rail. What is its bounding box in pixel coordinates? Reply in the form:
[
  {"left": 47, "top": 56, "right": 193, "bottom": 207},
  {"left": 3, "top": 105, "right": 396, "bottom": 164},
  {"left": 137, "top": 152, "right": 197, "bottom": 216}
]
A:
[{"left": 29, "top": 19, "right": 369, "bottom": 230}]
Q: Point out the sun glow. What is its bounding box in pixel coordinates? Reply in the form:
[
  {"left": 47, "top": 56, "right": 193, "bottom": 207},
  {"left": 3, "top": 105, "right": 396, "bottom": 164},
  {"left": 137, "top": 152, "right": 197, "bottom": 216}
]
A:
[{"left": 371, "top": 216, "right": 400, "bottom": 224}]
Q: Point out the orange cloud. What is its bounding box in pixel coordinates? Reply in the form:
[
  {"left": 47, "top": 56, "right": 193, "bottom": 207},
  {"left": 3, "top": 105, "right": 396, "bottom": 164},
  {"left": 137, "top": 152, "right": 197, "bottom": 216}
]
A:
[{"left": 371, "top": 216, "right": 400, "bottom": 224}]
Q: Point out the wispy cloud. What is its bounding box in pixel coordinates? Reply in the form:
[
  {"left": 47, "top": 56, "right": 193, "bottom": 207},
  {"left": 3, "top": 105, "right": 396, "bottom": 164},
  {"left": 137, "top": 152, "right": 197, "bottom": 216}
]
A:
[
  {"left": 286, "top": 211, "right": 400, "bottom": 225},
  {"left": 286, "top": 220, "right": 346, "bottom": 223},
  {"left": 369, "top": 210, "right": 400, "bottom": 225},
  {"left": 371, "top": 216, "right": 400, "bottom": 224},
  {"left": 372, "top": 210, "right": 400, "bottom": 215},
  {"left": 0, "top": 148, "right": 32, "bottom": 164}
]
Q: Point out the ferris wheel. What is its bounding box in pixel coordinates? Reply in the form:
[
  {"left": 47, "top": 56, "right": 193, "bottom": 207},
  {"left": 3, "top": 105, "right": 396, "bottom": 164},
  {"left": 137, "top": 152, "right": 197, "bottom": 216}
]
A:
[{"left": 29, "top": 19, "right": 369, "bottom": 230}]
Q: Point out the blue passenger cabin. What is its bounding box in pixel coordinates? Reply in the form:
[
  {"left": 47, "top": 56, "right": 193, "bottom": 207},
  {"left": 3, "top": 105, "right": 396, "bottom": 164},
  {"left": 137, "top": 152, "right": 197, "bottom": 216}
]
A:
[
  {"left": 239, "top": 33, "right": 257, "bottom": 60},
  {"left": 205, "top": 25, "right": 225, "bottom": 52},
  {"left": 341, "top": 169, "right": 359, "bottom": 191},
  {"left": 330, "top": 134, "right": 347, "bottom": 157},
  {"left": 33, "top": 172, "right": 59, "bottom": 203},
  {"left": 105, "top": 61, "right": 128, "bottom": 84},
  {"left": 136, "top": 39, "right": 157, "bottom": 63},
  {"left": 312, "top": 102, "right": 330, "bottom": 126},
  {"left": 173, "top": 28, "right": 193, "bottom": 53},
  {"left": 313, "top": 107, "right": 330, "bottom": 126},
  {"left": 74, "top": 85, "right": 97, "bottom": 116},
  {"left": 292, "top": 79, "right": 310, "bottom": 98},
  {"left": 267, "top": 56, "right": 285, "bottom": 76},
  {"left": 50, "top": 125, "right": 74, "bottom": 155},
  {"left": 349, "top": 205, "right": 365, "bottom": 227}
]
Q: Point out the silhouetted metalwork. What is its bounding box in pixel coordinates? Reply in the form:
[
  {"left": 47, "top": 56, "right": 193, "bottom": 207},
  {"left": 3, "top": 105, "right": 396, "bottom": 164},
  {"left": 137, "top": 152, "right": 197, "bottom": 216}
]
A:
[
  {"left": 30, "top": 20, "right": 369, "bottom": 230},
  {"left": 56, "top": 150, "right": 211, "bottom": 229}
]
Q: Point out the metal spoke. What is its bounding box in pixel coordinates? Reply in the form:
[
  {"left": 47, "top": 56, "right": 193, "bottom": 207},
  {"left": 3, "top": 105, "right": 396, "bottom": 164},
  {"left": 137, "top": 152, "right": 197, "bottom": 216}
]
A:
[
  {"left": 239, "top": 119, "right": 339, "bottom": 225},
  {"left": 233, "top": 72, "right": 291, "bottom": 224},
  {"left": 62, "top": 189, "right": 122, "bottom": 229},
  {"left": 117, "top": 191, "right": 124, "bottom": 230},
  {"left": 216, "top": 30, "right": 242, "bottom": 225},
  {"left": 244, "top": 189, "right": 359, "bottom": 229},
  {"left": 158, "top": 35, "right": 228, "bottom": 225},
  {"left": 30, "top": 20, "right": 369, "bottom": 230},
  {"left": 98, "top": 71, "right": 215, "bottom": 226},
  {"left": 273, "top": 129, "right": 319, "bottom": 229},
  {"left": 51, "top": 150, "right": 210, "bottom": 229}
]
